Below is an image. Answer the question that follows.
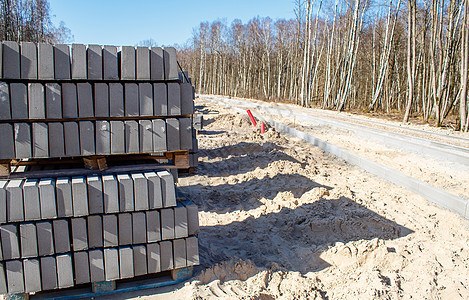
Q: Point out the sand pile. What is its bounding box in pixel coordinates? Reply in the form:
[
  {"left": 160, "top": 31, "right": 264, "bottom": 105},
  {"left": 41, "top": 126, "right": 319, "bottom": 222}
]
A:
[{"left": 135, "top": 98, "right": 469, "bottom": 300}]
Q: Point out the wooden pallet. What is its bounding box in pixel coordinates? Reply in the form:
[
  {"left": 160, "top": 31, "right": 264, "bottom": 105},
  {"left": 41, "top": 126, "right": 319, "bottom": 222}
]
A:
[
  {"left": 0, "top": 150, "right": 190, "bottom": 178},
  {"left": 3, "top": 266, "right": 193, "bottom": 300}
]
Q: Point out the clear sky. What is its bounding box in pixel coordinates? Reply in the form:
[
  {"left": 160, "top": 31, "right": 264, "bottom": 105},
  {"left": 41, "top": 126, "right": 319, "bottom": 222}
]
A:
[{"left": 48, "top": 0, "right": 296, "bottom": 47}]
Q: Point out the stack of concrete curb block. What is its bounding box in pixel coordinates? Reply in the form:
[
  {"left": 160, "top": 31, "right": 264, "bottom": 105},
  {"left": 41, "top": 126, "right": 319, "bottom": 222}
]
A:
[
  {"left": 178, "top": 71, "right": 198, "bottom": 169},
  {"left": 0, "top": 170, "right": 200, "bottom": 294},
  {"left": 0, "top": 42, "right": 200, "bottom": 296},
  {"left": 0, "top": 41, "right": 195, "bottom": 160}
]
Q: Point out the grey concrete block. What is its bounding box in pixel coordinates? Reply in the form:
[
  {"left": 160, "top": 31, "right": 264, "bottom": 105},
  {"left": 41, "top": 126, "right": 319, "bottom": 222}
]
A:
[
  {"left": 119, "top": 246, "right": 134, "bottom": 279},
  {"left": 6, "top": 179, "right": 24, "bottom": 222},
  {"left": 23, "top": 179, "right": 41, "bottom": 221},
  {"left": 144, "top": 172, "right": 163, "bottom": 209},
  {"left": 102, "top": 175, "right": 119, "bottom": 213},
  {"left": 158, "top": 170, "right": 176, "bottom": 207},
  {"left": 54, "top": 44, "right": 71, "bottom": 80},
  {"left": 39, "top": 178, "right": 57, "bottom": 219},
  {"left": 23, "top": 258, "right": 41, "bottom": 293},
  {"left": 40, "top": 256, "right": 57, "bottom": 290},
  {"left": 0, "top": 82, "right": 10, "bottom": 120},
  {"left": 53, "top": 219, "right": 70, "bottom": 253},
  {"left": 64, "top": 122, "right": 80, "bottom": 157},
  {"left": 180, "top": 83, "right": 194, "bottom": 115},
  {"left": 132, "top": 212, "right": 146, "bottom": 244},
  {"left": 94, "top": 83, "right": 109, "bottom": 117},
  {"left": 152, "top": 119, "right": 167, "bottom": 152},
  {"left": 167, "top": 83, "right": 181, "bottom": 116},
  {"left": 132, "top": 173, "right": 148, "bottom": 211},
  {"left": 125, "top": 120, "right": 139, "bottom": 153},
  {"left": 133, "top": 245, "right": 147, "bottom": 276},
  {"left": 20, "top": 223, "right": 38, "bottom": 258},
  {"left": 32, "top": 122, "right": 48, "bottom": 158},
  {"left": 1, "top": 224, "right": 20, "bottom": 259},
  {"left": 103, "top": 214, "right": 118, "bottom": 247},
  {"left": 87, "top": 45, "right": 103, "bottom": 80},
  {"left": 160, "top": 208, "right": 174, "bottom": 240},
  {"left": 56, "top": 254, "right": 74, "bottom": 289},
  {"left": 45, "top": 83, "right": 62, "bottom": 119},
  {"left": 139, "top": 83, "right": 153, "bottom": 116},
  {"left": 36, "top": 221, "right": 54, "bottom": 256},
  {"left": 174, "top": 203, "right": 188, "bottom": 239},
  {"left": 89, "top": 249, "right": 105, "bottom": 282},
  {"left": 173, "top": 238, "right": 187, "bottom": 269},
  {"left": 0, "top": 123, "right": 15, "bottom": 159},
  {"left": 71, "top": 217, "right": 88, "bottom": 251},
  {"left": 118, "top": 213, "right": 132, "bottom": 245},
  {"left": 111, "top": 121, "right": 125, "bottom": 154},
  {"left": 180, "top": 118, "right": 193, "bottom": 150},
  {"left": 182, "top": 200, "right": 200, "bottom": 235},
  {"left": 72, "top": 44, "right": 87, "bottom": 79},
  {"left": 62, "top": 83, "right": 78, "bottom": 118},
  {"left": 153, "top": 83, "right": 167, "bottom": 116},
  {"left": 88, "top": 215, "right": 103, "bottom": 248},
  {"left": 146, "top": 243, "right": 161, "bottom": 274},
  {"left": 6, "top": 260, "right": 24, "bottom": 293},
  {"left": 186, "top": 236, "right": 199, "bottom": 266},
  {"left": 139, "top": 120, "right": 153, "bottom": 153},
  {"left": 72, "top": 177, "right": 89, "bottom": 217},
  {"left": 150, "top": 47, "right": 164, "bottom": 80},
  {"left": 166, "top": 118, "right": 180, "bottom": 151},
  {"left": 29, "top": 83, "right": 45, "bottom": 119},
  {"left": 77, "top": 83, "right": 93, "bottom": 117},
  {"left": 56, "top": 178, "right": 73, "bottom": 218},
  {"left": 14, "top": 123, "right": 32, "bottom": 159},
  {"left": 159, "top": 240, "right": 173, "bottom": 271},
  {"left": 79, "top": 121, "right": 95, "bottom": 156},
  {"left": 38, "top": 43, "right": 54, "bottom": 79},
  {"left": 3, "top": 41, "right": 20, "bottom": 79},
  {"left": 0, "top": 262, "right": 5, "bottom": 294},
  {"left": 136, "top": 47, "right": 150, "bottom": 80},
  {"left": 117, "top": 174, "right": 134, "bottom": 212},
  {"left": 10, "top": 83, "right": 28, "bottom": 119},
  {"left": 48, "top": 122, "right": 65, "bottom": 157},
  {"left": 87, "top": 175, "right": 104, "bottom": 215},
  {"left": 124, "top": 83, "right": 139, "bottom": 117},
  {"left": 163, "top": 47, "right": 178, "bottom": 80},
  {"left": 74, "top": 251, "right": 90, "bottom": 284},
  {"left": 20, "top": 42, "right": 38, "bottom": 79},
  {"left": 120, "top": 46, "right": 136, "bottom": 80},
  {"left": 0, "top": 180, "right": 6, "bottom": 224},
  {"left": 103, "top": 45, "right": 118, "bottom": 80},
  {"left": 146, "top": 210, "right": 161, "bottom": 243},
  {"left": 109, "top": 83, "right": 124, "bottom": 117},
  {"left": 96, "top": 120, "right": 111, "bottom": 155},
  {"left": 104, "top": 248, "right": 119, "bottom": 281}
]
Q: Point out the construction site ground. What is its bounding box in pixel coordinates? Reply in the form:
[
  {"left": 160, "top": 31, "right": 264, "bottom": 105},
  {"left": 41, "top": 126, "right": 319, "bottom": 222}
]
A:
[{"left": 123, "top": 97, "right": 469, "bottom": 300}]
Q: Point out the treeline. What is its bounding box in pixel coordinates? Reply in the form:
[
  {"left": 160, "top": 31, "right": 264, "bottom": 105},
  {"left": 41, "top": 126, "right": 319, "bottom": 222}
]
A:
[
  {"left": 178, "top": 0, "right": 469, "bottom": 130},
  {"left": 1, "top": 0, "right": 72, "bottom": 43}
]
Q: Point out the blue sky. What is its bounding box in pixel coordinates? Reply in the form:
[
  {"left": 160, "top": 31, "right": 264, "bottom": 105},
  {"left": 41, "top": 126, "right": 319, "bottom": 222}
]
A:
[{"left": 48, "top": 0, "right": 296, "bottom": 47}]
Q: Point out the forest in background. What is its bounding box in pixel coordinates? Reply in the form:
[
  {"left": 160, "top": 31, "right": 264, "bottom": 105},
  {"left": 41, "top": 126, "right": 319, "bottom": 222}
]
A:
[
  {"left": 0, "top": 0, "right": 72, "bottom": 44},
  {"left": 178, "top": 0, "right": 469, "bottom": 130}
]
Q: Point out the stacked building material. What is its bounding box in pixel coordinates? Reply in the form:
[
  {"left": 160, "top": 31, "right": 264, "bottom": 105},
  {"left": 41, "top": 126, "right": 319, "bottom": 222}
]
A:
[
  {"left": 178, "top": 71, "right": 199, "bottom": 169},
  {"left": 0, "top": 170, "right": 199, "bottom": 294},
  {"left": 0, "top": 41, "right": 195, "bottom": 160},
  {"left": 0, "top": 42, "right": 200, "bottom": 296}
]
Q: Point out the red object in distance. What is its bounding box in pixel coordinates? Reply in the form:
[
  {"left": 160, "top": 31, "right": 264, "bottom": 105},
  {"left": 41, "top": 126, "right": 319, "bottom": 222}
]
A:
[
  {"left": 246, "top": 110, "right": 257, "bottom": 127},
  {"left": 261, "top": 123, "right": 266, "bottom": 134}
]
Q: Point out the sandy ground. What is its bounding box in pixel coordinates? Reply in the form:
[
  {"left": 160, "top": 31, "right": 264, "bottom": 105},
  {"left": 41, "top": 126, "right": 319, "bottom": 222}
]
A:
[
  {"left": 201, "top": 95, "right": 469, "bottom": 200},
  {"left": 132, "top": 98, "right": 469, "bottom": 299}
]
